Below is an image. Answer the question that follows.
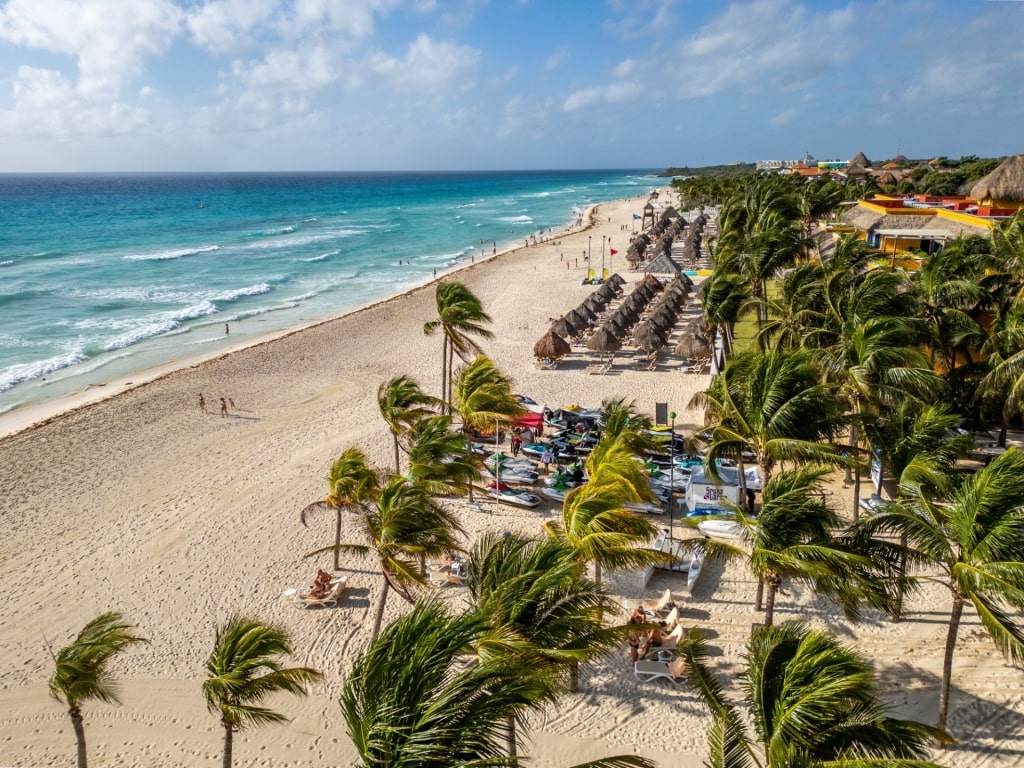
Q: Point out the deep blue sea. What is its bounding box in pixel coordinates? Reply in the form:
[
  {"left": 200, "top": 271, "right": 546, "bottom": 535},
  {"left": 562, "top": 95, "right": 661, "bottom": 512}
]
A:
[{"left": 0, "top": 170, "right": 655, "bottom": 415}]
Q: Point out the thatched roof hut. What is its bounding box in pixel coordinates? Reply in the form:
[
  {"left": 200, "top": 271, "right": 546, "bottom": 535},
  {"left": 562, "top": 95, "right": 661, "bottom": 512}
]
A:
[
  {"left": 565, "top": 308, "right": 590, "bottom": 328},
  {"left": 533, "top": 330, "right": 572, "bottom": 360},
  {"left": 675, "top": 331, "right": 711, "bottom": 359},
  {"left": 608, "top": 273, "right": 625, "bottom": 287},
  {"left": 970, "top": 155, "right": 1024, "bottom": 208},
  {"left": 644, "top": 252, "right": 681, "bottom": 276},
  {"left": 849, "top": 151, "right": 871, "bottom": 168},
  {"left": 633, "top": 323, "right": 666, "bottom": 354},
  {"left": 586, "top": 326, "right": 622, "bottom": 354},
  {"left": 551, "top": 317, "right": 577, "bottom": 338}
]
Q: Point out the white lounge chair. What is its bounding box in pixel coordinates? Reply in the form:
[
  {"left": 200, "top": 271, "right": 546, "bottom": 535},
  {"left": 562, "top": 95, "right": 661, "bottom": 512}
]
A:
[
  {"left": 293, "top": 576, "right": 348, "bottom": 609},
  {"left": 634, "top": 657, "right": 688, "bottom": 685}
]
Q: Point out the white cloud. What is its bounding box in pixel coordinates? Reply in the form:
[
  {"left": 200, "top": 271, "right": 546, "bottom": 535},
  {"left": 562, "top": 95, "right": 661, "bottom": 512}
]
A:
[
  {"left": 229, "top": 44, "right": 340, "bottom": 93},
  {"left": 769, "top": 108, "right": 797, "bottom": 126},
  {"left": 185, "top": 0, "right": 278, "bottom": 53},
  {"left": 0, "top": 0, "right": 182, "bottom": 97},
  {"left": 364, "top": 33, "right": 478, "bottom": 94},
  {"left": 544, "top": 46, "right": 567, "bottom": 71}
]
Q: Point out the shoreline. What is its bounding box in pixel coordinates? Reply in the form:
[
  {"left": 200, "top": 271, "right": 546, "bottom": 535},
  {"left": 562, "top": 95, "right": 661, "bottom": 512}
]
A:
[{"left": 0, "top": 199, "right": 603, "bottom": 440}]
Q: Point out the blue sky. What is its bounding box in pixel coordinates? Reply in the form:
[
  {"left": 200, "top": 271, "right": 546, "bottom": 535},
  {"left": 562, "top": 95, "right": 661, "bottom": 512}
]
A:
[{"left": 0, "top": 0, "right": 1021, "bottom": 172}]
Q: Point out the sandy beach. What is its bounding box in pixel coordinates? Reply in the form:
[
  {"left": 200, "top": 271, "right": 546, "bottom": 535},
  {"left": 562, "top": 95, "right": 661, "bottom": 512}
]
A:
[{"left": 1, "top": 190, "right": 1021, "bottom": 767}]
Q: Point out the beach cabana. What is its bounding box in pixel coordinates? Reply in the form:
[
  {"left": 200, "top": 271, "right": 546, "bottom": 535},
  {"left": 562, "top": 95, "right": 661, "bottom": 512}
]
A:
[
  {"left": 608, "top": 273, "right": 625, "bottom": 287},
  {"left": 574, "top": 304, "right": 597, "bottom": 322},
  {"left": 633, "top": 323, "right": 667, "bottom": 353},
  {"left": 533, "top": 330, "right": 572, "bottom": 361},
  {"left": 584, "top": 295, "right": 607, "bottom": 314}
]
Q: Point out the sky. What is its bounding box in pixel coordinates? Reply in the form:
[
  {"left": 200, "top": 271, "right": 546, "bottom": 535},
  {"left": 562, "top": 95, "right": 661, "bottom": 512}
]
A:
[{"left": 0, "top": 0, "right": 1021, "bottom": 172}]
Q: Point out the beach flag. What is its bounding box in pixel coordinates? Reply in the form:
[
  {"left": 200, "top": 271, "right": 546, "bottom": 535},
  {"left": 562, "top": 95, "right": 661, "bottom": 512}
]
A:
[
  {"left": 586, "top": 268, "right": 595, "bottom": 282},
  {"left": 609, "top": 248, "right": 618, "bottom": 256},
  {"left": 633, "top": 213, "right": 641, "bottom": 220},
  {"left": 602, "top": 268, "right": 610, "bottom": 281}
]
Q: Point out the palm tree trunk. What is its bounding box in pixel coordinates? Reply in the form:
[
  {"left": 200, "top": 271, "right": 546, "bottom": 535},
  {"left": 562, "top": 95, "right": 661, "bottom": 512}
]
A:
[
  {"left": 393, "top": 434, "right": 401, "bottom": 475},
  {"left": 371, "top": 577, "right": 391, "bottom": 641},
  {"left": 333, "top": 510, "right": 342, "bottom": 571},
  {"left": 764, "top": 575, "right": 779, "bottom": 627},
  {"left": 506, "top": 713, "right": 518, "bottom": 765},
  {"left": 569, "top": 661, "right": 579, "bottom": 693},
  {"left": 755, "top": 579, "right": 765, "bottom": 612},
  {"left": 70, "top": 708, "right": 87, "bottom": 768},
  {"left": 440, "top": 334, "right": 448, "bottom": 410},
  {"left": 938, "top": 591, "right": 964, "bottom": 731},
  {"left": 222, "top": 721, "right": 233, "bottom": 768},
  {"left": 893, "top": 532, "right": 908, "bottom": 622},
  {"left": 593, "top": 560, "right": 602, "bottom": 585}
]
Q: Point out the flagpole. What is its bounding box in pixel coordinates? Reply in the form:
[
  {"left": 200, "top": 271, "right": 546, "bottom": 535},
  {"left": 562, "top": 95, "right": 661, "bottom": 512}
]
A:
[{"left": 601, "top": 236, "right": 605, "bottom": 280}]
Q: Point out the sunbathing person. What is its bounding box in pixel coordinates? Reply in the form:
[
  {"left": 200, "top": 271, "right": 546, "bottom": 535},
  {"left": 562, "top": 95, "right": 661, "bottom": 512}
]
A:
[
  {"left": 639, "top": 622, "right": 667, "bottom": 658},
  {"left": 627, "top": 612, "right": 645, "bottom": 664},
  {"left": 313, "top": 569, "right": 333, "bottom": 590}
]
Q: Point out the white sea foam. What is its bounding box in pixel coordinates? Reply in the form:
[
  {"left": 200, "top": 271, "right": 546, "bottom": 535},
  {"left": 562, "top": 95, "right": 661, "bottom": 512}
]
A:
[
  {"left": 101, "top": 301, "right": 218, "bottom": 352},
  {"left": 211, "top": 283, "right": 272, "bottom": 302},
  {"left": 124, "top": 245, "right": 220, "bottom": 261},
  {"left": 286, "top": 291, "right": 316, "bottom": 303},
  {"left": 0, "top": 260, "right": 13, "bottom": 266},
  {"left": 302, "top": 249, "right": 340, "bottom": 262},
  {"left": 499, "top": 215, "right": 534, "bottom": 223},
  {"left": 0, "top": 350, "right": 88, "bottom": 392}
]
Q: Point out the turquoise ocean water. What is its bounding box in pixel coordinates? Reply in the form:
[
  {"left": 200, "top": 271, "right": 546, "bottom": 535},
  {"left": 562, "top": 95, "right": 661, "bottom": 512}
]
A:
[{"left": 0, "top": 170, "right": 655, "bottom": 415}]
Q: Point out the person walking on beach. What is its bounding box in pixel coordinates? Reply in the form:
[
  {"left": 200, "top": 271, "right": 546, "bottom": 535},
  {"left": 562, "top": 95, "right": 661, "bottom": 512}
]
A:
[
  {"left": 198, "top": 393, "right": 206, "bottom": 414},
  {"left": 220, "top": 398, "right": 228, "bottom": 417}
]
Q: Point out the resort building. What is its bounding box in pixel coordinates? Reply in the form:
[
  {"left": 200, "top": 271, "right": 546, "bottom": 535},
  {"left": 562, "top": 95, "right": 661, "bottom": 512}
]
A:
[{"left": 838, "top": 154, "right": 1024, "bottom": 259}]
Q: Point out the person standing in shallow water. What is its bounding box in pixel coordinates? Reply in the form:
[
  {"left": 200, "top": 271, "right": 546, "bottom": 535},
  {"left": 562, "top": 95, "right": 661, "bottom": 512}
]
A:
[{"left": 224, "top": 323, "right": 229, "bottom": 335}]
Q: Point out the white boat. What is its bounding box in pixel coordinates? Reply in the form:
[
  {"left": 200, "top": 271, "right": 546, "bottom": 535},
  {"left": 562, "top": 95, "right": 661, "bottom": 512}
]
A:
[
  {"left": 541, "top": 484, "right": 573, "bottom": 502},
  {"left": 482, "top": 467, "right": 539, "bottom": 484},
  {"left": 686, "top": 549, "right": 704, "bottom": 592},
  {"left": 486, "top": 483, "right": 541, "bottom": 507},
  {"left": 624, "top": 500, "right": 666, "bottom": 515},
  {"left": 697, "top": 519, "right": 752, "bottom": 540},
  {"left": 484, "top": 454, "right": 537, "bottom": 471}
]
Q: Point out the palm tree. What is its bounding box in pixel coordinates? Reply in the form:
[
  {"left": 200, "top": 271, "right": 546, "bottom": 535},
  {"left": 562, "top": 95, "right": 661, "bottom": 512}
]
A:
[
  {"left": 680, "top": 621, "right": 951, "bottom": 767},
  {"left": 699, "top": 266, "right": 749, "bottom": 364},
  {"left": 712, "top": 466, "right": 900, "bottom": 626},
  {"left": 423, "top": 282, "right": 494, "bottom": 407},
  {"left": 377, "top": 375, "right": 437, "bottom": 473},
  {"left": 854, "top": 447, "right": 1024, "bottom": 731},
  {"left": 404, "top": 413, "right": 481, "bottom": 497},
  {"left": 342, "top": 597, "right": 653, "bottom": 768},
  {"left": 314, "top": 474, "right": 465, "bottom": 639},
  {"left": 466, "top": 533, "right": 632, "bottom": 751},
  {"left": 301, "top": 446, "right": 380, "bottom": 571},
  {"left": 546, "top": 438, "right": 665, "bottom": 584},
  {"left": 202, "top": 616, "right": 321, "bottom": 768},
  {"left": 451, "top": 355, "right": 523, "bottom": 499},
  {"left": 693, "top": 348, "right": 846, "bottom": 490},
  {"left": 48, "top": 612, "right": 146, "bottom": 768}
]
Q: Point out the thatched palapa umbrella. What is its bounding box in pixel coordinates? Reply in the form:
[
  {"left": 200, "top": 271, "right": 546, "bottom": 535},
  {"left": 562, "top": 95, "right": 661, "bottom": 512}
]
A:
[
  {"left": 595, "top": 282, "right": 617, "bottom": 301},
  {"left": 565, "top": 307, "right": 590, "bottom": 329},
  {"left": 633, "top": 323, "right": 666, "bottom": 354},
  {"left": 584, "top": 295, "right": 607, "bottom": 314},
  {"left": 586, "top": 326, "right": 622, "bottom": 355},
  {"left": 534, "top": 329, "right": 572, "bottom": 360},
  {"left": 608, "top": 273, "right": 625, "bottom": 287},
  {"left": 642, "top": 274, "right": 664, "bottom": 292},
  {"left": 675, "top": 330, "right": 711, "bottom": 359},
  {"left": 575, "top": 303, "right": 597, "bottom": 322},
  {"left": 551, "top": 317, "right": 577, "bottom": 338},
  {"left": 603, "top": 315, "right": 629, "bottom": 337}
]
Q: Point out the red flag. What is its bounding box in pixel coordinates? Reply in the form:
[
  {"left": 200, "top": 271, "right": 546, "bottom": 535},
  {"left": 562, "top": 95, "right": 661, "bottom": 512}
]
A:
[{"left": 609, "top": 248, "right": 618, "bottom": 255}]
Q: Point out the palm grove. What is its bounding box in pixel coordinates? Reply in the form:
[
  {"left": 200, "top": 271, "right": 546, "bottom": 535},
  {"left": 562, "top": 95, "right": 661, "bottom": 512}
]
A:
[{"left": 46, "top": 169, "right": 1024, "bottom": 765}]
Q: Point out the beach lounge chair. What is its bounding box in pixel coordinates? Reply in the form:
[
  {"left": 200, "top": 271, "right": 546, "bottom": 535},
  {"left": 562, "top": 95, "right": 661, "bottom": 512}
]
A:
[
  {"left": 644, "top": 588, "right": 674, "bottom": 613},
  {"left": 293, "top": 577, "right": 348, "bottom": 609},
  {"left": 662, "top": 606, "right": 679, "bottom": 631},
  {"left": 634, "top": 657, "right": 688, "bottom": 685}
]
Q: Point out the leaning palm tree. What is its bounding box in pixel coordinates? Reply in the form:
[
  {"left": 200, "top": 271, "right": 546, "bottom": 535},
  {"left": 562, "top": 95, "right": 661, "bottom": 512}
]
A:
[
  {"left": 342, "top": 597, "right": 653, "bottom": 768},
  {"left": 692, "top": 348, "right": 847, "bottom": 491},
  {"left": 466, "top": 533, "right": 633, "bottom": 753},
  {"left": 854, "top": 447, "right": 1024, "bottom": 731},
  {"left": 202, "top": 616, "right": 321, "bottom": 768},
  {"left": 736, "top": 465, "right": 900, "bottom": 626},
  {"left": 405, "top": 413, "right": 481, "bottom": 497},
  {"left": 546, "top": 438, "right": 666, "bottom": 585},
  {"left": 377, "top": 375, "right": 438, "bottom": 473},
  {"left": 680, "top": 621, "right": 951, "bottom": 767},
  {"left": 424, "top": 282, "right": 495, "bottom": 407},
  {"left": 451, "top": 355, "right": 523, "bottom": 499},
  {"left": 313, "top": 474, "right": 466, "bottom": 639},
  {"left": 48, "top": 612, "right": 146, "bottom": 768},
  {"left": 301, "top": 446, "right": 380, "bottom": 571}
]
